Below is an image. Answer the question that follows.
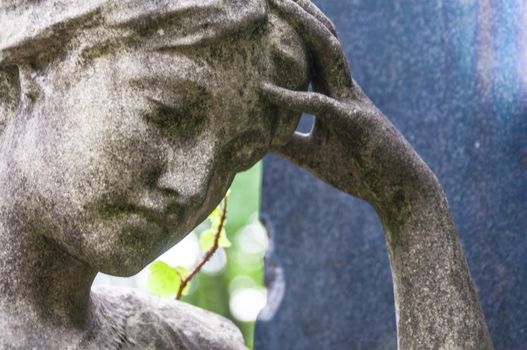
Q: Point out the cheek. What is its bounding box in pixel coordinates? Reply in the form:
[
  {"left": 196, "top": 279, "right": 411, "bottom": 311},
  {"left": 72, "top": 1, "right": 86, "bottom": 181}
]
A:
[
  {"left": 41, "top": 102, "right": 163, "bottom": 221},
  {"left": 176, "top": 168, "right": 234, "bottom": 238},
  {"left": 40, "top": 116, "right": 166, "bottom": 266},
  {"left": 47, "top": 60, "right": 159, "bottom": 202}
]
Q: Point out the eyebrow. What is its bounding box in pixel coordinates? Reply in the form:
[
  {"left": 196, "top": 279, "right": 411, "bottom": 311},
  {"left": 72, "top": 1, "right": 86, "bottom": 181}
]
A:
[{"left": 128, "top": 75, "right": 211, "bottom": 102}]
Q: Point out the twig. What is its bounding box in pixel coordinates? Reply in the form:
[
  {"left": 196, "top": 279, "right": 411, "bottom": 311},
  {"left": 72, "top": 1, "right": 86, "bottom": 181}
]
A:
[{"left": 176, "top": 196, "right": 228, "bottom": 300}]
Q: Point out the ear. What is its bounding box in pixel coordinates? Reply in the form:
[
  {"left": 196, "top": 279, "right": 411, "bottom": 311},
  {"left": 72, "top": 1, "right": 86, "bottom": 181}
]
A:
[{"left": 0, "top": 65, "right": 20, "bottom": 136}]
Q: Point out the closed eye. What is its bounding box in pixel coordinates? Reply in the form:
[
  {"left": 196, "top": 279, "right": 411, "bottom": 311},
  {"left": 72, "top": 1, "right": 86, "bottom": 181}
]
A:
[
  {"left": 144, "top": 95, "right": 208, "bottom": 139},
  {"left": 129, "top": 75, "right": 211, "bottom": 139}
]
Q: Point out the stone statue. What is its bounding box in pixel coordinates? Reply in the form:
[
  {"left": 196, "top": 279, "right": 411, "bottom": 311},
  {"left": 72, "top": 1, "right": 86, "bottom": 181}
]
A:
[{"left": 0, "top": 0, "right": 493, "bottom": 349}]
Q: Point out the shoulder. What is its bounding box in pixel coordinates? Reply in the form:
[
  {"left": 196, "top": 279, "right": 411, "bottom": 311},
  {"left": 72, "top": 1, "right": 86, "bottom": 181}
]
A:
[{"left": 92, "top": 286, "right": 247, "bottom": 350}]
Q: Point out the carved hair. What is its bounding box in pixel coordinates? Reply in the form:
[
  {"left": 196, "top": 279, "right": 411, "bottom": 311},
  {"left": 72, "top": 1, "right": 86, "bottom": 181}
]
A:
[{"left": 0, "top": 0, "right": 309, "bottom": 136}]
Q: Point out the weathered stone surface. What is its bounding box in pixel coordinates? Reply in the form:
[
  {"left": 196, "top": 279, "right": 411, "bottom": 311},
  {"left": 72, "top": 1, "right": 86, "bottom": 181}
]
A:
[
  {"left": 0, "top": 0, "right": 307, "bottom": 348},
  {"left": 257, "top": 1, "right": 526, "bottom": 349},
  {"left": 89, "top": 287, "right": 247, "bottom": 349},
  {"left": 1, "top": 0, "right": 500, "bottom": 349}
]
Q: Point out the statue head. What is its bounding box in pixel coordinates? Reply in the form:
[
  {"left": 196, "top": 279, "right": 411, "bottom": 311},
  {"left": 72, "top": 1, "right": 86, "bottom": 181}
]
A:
[{"left": 0, "top": 0, "right": 309, "bottom": 275}]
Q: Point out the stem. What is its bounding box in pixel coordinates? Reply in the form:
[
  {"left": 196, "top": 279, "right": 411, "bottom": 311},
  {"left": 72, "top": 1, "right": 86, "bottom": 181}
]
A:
[{"left": 176, "top": 196, "right": 228, "bottom": 300}]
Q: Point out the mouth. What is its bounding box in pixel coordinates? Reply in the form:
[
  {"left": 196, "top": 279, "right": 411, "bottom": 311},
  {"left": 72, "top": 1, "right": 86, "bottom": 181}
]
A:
[
  {"left": 101, "top": 201, "right": 183, "bottom": 230},
  {"left": 128, "top": 204, "right": 167, "bottom": 226}
]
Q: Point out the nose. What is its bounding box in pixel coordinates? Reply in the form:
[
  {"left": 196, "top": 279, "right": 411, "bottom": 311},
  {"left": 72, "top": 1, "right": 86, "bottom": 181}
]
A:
[{"left": 156, "top": 143, "right": 216, "bottom": 207}]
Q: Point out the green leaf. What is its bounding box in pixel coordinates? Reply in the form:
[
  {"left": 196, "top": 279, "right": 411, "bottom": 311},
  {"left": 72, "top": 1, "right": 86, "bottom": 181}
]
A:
[
  {"left": 147, "top": 261, "right": 181, "bottom": 297},
  {"left": 199, "top": 229, "right": 216, "bottom": 251},
  {"left": 218, "top": 228, "right": 231, "bottom": 248},
  {"left": 209, "top": 206, "right": 223, "bottom": 229},
  {"left": 200, "top": 227, "right": 231, "bottom": 250},
  {"left": 175, "top": 266, "right": 189, "bottom": 279}
]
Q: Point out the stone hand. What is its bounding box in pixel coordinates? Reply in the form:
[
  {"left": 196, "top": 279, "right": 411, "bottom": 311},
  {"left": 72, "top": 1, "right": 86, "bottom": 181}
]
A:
[{"left": 262, "top": 0, "right": 437, "bottom": 215}]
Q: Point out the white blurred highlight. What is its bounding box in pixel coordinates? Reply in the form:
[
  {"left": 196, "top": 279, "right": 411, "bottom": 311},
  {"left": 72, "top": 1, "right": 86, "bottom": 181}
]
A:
[{"left": 229, "top": 287, "right": 267, "bottom": 322}]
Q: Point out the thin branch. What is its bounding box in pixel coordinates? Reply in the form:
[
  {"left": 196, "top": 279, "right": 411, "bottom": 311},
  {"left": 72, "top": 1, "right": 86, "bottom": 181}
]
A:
[{"left": 176, "top": 196, "right": 228, "bottom": 300}]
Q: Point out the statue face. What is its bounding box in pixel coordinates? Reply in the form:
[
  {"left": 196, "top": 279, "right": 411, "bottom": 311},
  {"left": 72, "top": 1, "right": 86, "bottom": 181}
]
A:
[{"left": 10, "top": 43, "right": 276, "bottom": 275}]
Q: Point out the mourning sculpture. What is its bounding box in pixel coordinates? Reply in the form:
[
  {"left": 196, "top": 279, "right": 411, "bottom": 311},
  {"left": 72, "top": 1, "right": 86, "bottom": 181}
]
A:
[{"left": 0, "top": 0, "right": 493, "bottom": 349}]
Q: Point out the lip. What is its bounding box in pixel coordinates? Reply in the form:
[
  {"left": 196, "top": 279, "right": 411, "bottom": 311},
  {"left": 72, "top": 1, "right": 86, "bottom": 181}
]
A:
[
  {"left": 107, "top": 201, "right": 182, "bottom": 229},
  {"left": 128, "top": 204, "right": 166, "bottom": 225}
]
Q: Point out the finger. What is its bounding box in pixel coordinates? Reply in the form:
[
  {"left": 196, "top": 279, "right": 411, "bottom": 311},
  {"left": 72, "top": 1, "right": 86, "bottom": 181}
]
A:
[
  {"left": 291, "top": 0, "right": 338, "bottom": 37},
  {"left": 269, "top": 0, "right": 353, "bottom": 98},
  {"left": 261, "top": 81, "right": 374, "bottom": 145},
  {"left": 260, "top": 81, "right": 346, "bottom": 118}
]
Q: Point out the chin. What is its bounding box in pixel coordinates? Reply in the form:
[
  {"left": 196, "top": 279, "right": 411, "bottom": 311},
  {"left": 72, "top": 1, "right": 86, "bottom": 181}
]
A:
[
  {"left": 94, "top": 250, "right": 157, "bottom": 277},
  {"left": 85, "top": 235, "right": 169, "bottom": 277},
  {"left": 78, "top": 214, "right": 174, "bottom": 276},
  {"left": 91, "top": 232, "right": 193, "bottom": 278},
  {"left": 78, "top": 213, "right": 193, "bottom": 277}
]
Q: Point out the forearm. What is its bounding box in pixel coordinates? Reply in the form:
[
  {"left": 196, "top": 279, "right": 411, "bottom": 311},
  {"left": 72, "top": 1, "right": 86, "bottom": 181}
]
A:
[
  {"left": 379, "top": 180, "right": 493, "bottom": 350},
  {"left": 287, "top": 111, "right": 494, "bottom": 348}
]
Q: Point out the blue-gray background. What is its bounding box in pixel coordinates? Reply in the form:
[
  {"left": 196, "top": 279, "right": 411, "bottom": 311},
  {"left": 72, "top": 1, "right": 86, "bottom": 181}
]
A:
[{"left": 256, "top": 1, "right": 527, "bottom": 349}]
